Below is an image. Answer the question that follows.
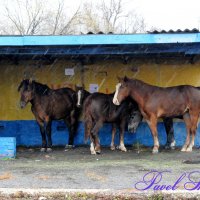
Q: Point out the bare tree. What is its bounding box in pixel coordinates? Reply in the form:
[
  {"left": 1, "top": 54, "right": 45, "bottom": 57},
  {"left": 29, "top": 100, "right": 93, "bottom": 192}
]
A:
[
  {"left": 1, "top": 0, "right": 147, "bottom": 35},
  {"left": 99, "top": 0, "right": 124, "bottom": 32},
  {"left": 44, "top": 0, "right": 81, "bottom": 35},
  {"left": 4, "top": 0, "right": 45, "bottom": 35},
  {"left": 80, "top": 0, "right": 147, "bottom": 34},
  {"left": 80, "top": 2, "right": 101, "bottom": 33},
  {"left": 121, "top": 12, "right": 147, "bottom": 33},
  {"left": 3, "top": 0, "right": 81, "bottom": 35}
]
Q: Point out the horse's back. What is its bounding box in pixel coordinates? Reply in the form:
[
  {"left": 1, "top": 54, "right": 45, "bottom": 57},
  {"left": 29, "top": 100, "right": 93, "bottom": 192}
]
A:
[
  {"left": 145, "top": 85, "right": 200, "bottom": 117},
  {"left": 83, "top": 92, "right": 131, "bottom": 122}
]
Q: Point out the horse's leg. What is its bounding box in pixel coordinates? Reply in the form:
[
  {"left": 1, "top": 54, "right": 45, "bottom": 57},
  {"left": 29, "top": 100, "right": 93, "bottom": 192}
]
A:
[
  {"left": 64, "top": 117, "right": 74, "bottom": 149},
  {"left": 186, "top": 112, "right": 199, "bottom": 152},
  {"left": 90, "top": 134, "right": 96, "bottom": 155},
  {"left": 110, "top": 123, "right": 117, "bottom": 150},
  {"left": 118, "top": 120, "right": 127, "bottom": 152},
  {"left": 84, "top": 115, "right": 96, "bottom": 155},
  {"left": 36, "top": 118, "right": 46, "bottom": 152},
  {"left": 93, "top": 134, "right": 101, "bottom": 154},
  {"left": 46, "top": 120, "right": 53, "bottom": 152},
  {"left": 163, "top": 118, "right": 176, "bottom": 150},
  {"left": 181, "top": 113, "right": 192, "bottom": 152},
  {"left": 146, "top": 115, "right": 159, "bottom": 153},
  {"left": 68, "top": 110, "right": 78, "bottom": 148},
  {"left": 91, "top": 119, "right": 103, "bottom": 154}
]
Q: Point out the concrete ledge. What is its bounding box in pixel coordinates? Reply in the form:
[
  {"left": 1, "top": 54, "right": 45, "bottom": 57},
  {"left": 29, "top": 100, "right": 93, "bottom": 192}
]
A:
[{"left": 0, "top": 188, "right": 200, "bottom": 199}]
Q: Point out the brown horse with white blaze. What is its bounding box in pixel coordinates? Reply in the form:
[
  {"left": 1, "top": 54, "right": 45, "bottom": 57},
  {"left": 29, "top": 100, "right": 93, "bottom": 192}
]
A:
[{"left": 113, "top": 76, "right": 200, "bottom": 153}]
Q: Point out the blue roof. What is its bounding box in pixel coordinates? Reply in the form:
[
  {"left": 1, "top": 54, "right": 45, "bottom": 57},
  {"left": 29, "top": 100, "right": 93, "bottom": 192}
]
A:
[{"left": 0, "top": 33, "right": 199, "bottom": 46}]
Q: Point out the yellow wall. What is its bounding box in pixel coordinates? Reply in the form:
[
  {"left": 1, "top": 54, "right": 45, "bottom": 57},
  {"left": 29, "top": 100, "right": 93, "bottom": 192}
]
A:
[{"left": 1, "top": 58, "right": 200, "bottom": 120}]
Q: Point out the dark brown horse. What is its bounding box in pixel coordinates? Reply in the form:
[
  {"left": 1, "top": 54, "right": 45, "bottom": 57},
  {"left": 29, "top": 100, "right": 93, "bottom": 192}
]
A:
[
  {"left": 81, "top": 88, "right": 139, "bottom": 154},
  {"left": 113, "top": 76, "right": 200, "bottom": 153},
  {"left": 18, "top": 79, "right": 79, "bottom": 152}
]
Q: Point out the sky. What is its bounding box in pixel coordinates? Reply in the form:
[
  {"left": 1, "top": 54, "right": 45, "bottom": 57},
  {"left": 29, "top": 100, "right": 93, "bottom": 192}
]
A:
[
  {"left": 69, "top": 0, "right": 200, "bottom": 31},
  {"left": 131, "top": 0, "right": 200, "bottom": 30},
  {"left": 1, "top": 0, "right": 200, "bottom": 32}
]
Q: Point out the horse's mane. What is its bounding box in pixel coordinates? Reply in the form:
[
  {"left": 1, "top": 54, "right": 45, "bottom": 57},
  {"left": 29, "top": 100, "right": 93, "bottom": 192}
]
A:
[
  {"left": 127, "top": 78, "right": 158, "bottom": 89},
  {"left": 32, "top": 81, "right": 50, "bottom": 95}
]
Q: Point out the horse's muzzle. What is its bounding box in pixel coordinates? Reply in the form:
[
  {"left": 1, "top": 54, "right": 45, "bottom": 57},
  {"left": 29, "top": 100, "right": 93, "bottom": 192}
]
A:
[
  {"left": 113, "top": 98, "right": 120, "bottom": 105},
  {"left": 128, "top": 126, "right": 136, "bottom": 133},
  {"left": 20, "top": 101, "right": 26, "bottom": 109},
  {"left": 76, "top": 103, "right": 81, "bottom": 108}
]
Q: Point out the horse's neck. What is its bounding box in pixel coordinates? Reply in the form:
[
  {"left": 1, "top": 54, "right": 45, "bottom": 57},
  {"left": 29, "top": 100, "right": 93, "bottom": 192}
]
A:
[
  {"left": 35, "top": 82, "right": 50, "bottom": 95},
  {"left": 30, "top": 95, "right": 43, "bottom": 108},
  {"left": 30, "top": 83, "right": 50, "bottom": 106},
  {"left": 83, "top": 90, "right": 91, "bottom": 100},
  {"left": 129, "top": 80, "right": 153, "bottom": 105}
]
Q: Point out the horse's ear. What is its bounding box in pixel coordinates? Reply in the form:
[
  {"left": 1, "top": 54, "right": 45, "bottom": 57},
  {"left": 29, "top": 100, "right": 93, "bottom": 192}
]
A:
[
  {"left": 123, "top": 76, "right": 129, "bottom": 82},
  {"left": 17, "top": 84, "right": 21, "bottom": 92}
]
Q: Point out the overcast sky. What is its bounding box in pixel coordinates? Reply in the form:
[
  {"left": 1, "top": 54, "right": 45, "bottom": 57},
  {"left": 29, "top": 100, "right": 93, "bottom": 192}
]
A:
[
  {"left": 67, "top": 0, "right": 200, "bottom": 31},
  {"left": 2, "top": 0, "right": 200, "bottom": 32},
  {"left": 132, "top": 0, "right": 200, "bottom": 30}
]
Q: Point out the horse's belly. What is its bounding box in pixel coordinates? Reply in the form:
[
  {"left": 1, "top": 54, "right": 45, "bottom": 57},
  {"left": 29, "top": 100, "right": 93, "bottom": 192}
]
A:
[{"left": 157, "top": 106, "right": 187, "bottom": 118}]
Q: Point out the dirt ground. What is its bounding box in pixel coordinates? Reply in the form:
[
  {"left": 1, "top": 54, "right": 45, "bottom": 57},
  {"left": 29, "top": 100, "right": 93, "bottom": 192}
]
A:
[{"left": 1, "top": 146, "right": 200, "bottom": 199}]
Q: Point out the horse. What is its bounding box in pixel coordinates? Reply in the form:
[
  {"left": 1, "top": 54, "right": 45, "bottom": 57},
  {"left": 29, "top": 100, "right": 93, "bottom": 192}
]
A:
[
  {"left": 18, "top": 79, "right": 79, "bottom": 152},
  {"left": 76, "top": 86, "right": 176, "bottom": 153},
  {"left": 75, "top": 85, "right": 142, "bottom": 133},
  {"left": 113, "top": 76, "right": 200, "bottom": 153},
  {"left": 75, "top": 86, "right": 142, "bottom": 153},
  {"left": 76, "top": 87, "right": 140, "bottom": 154}
]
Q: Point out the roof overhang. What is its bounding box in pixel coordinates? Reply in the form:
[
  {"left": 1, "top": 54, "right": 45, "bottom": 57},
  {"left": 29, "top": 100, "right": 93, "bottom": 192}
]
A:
[{"left": 0, "top": 34, "right": 199, "bottom": 62}]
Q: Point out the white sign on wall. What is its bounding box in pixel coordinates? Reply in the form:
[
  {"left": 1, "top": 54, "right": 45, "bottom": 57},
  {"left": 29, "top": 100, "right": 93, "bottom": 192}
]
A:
[
  {"left": 65, "top": 68, "right": 74, "bottom": 76},
  {"left": 89, "top": 84, "right": 99, "bottom": 93}
]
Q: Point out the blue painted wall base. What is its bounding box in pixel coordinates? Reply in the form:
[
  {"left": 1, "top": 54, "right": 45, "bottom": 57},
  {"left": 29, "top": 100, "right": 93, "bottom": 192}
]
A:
[
  {"left": 0, "top": 120, "right": 200, "bottom": 148},
  {"left": 0, "top": 137, "right": 16, "bottom": 158}
]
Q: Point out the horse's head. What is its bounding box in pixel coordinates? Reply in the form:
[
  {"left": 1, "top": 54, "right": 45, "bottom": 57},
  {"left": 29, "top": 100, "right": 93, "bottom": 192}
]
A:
[
  {"left": 113, "top": 76, "right": 130, "bottom": 105},
  {"left": 75, "top": 85, "right": 85, "bottom": 108},
  {"left": 18, "top": 79, "right": 35, "bottom": 108},
  {"left": 128, "top": 110, "right": 143, "bottom": 133}
]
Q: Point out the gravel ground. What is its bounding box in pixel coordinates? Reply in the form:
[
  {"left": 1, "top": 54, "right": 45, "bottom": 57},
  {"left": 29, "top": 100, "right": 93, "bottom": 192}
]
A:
[{"left": 0, "top": 146, "right": 200, "bottom": 199}]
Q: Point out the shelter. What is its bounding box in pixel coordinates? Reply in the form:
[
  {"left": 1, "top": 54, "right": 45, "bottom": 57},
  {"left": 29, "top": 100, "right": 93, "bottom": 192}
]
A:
[{"left": 1, "top": 30, "right": 200, "bottom": 147}]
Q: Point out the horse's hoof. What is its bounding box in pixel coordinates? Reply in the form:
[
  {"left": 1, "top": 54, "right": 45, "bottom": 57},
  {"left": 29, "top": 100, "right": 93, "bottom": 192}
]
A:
[
  {"left": 181, "top": 147, "right": 187, "bottom": 152},
  {"left": 118, "top": 145, "right": 127, "bottom": 152},
  {"left": 65, "top": 145, "right": 74, "bottom": 149},
  {"left": 40, "top": 148, "right": 46, "bottom": 152},
  {"left": 110, "top": 146, "right": 116, "bottom": 151},
  {"left": 91, "top": 150, "right": 96, "bottom": 155},
  {"left": 152, "top": 149, "right": 159, "bottom": 154},
  {"left": 186, "top": 147, "right": 192, "bottom": 152},
  {"left": 165, "top": 145, "right": 170, "bottom": 150},
  {"left": 170, "top": 141, "right": 176, "bottom": 150},
  {"left": 96, "top": 150, "right": 101, "bottom": 154},
  {"left": 46, "top": 148, "right": 53, "bottom": 152}
]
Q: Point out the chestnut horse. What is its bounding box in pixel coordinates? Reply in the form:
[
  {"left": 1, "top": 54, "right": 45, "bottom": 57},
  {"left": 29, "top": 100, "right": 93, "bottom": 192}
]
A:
[
  {"left": 18, "top": 79, "right": 79, "bottom": 152},
  {"left": 113, "top": 76, "right": 200, "bottom": 153}
]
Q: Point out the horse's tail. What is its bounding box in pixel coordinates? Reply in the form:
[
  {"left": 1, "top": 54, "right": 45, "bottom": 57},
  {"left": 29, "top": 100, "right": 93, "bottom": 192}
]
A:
[{"left": 83, "top": 97, "right": 93, "bottom": 143}]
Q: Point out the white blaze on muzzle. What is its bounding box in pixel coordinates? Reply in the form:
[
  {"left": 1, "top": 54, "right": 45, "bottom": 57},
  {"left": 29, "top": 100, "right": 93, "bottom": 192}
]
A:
[
  {"left": 77, "top": 90, "right": 81, "bottom": 107},
  {"left": 113, "top": 83, "right": 121, "bottom": 105}
]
